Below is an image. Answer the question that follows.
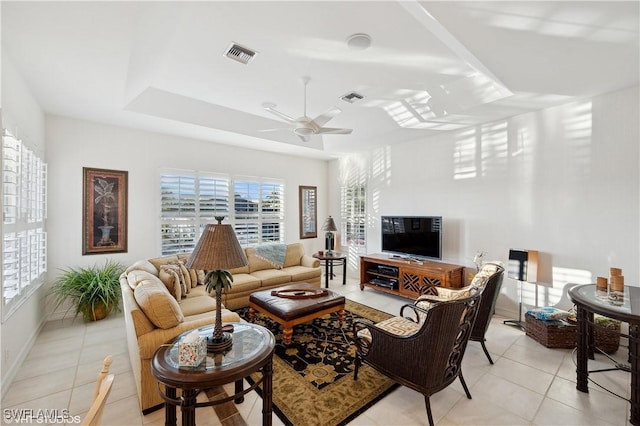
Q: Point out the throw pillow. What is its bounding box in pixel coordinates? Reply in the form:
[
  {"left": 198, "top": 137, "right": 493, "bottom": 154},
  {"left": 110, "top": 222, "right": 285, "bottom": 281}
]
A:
[
  {"left": 164, "top": 262, "right": 188, "bottom": 296},
  {"left": 158, "top": 265, "right": 182, "bottom": 301},
  {"left": 133, "top": 277, "right": 184, "bottom": 329},
  {"left": 127, "top": 270, "right": 159, "bottom": 291},
  {"left": 124, "top": 259, "right": 158, "bottom": 276},
  {"left": 177, "top": 260, "right": 192, "bottom": 291},
  {"left": 196, "top": 270, "right": 205, "bottom": 285}
]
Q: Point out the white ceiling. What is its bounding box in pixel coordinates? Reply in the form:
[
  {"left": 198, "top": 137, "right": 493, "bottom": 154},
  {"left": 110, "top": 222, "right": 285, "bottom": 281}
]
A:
[{"left": 2, "top": 1, "right": 638, "bottom": 160}]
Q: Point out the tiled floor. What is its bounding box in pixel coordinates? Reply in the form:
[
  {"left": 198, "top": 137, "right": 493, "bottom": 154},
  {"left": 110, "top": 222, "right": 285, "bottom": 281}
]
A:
[{"left": 1, "top": 277, "right": 632, "bottom": 425}]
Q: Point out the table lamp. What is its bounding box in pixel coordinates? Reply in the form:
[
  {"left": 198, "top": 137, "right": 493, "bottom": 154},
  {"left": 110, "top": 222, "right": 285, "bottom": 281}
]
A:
[
  {"left": 186, "top": 216, "right": 248, "bottom": 352},
  {"left": 322, "top": 216, "right": 338, "bottom": 255}
]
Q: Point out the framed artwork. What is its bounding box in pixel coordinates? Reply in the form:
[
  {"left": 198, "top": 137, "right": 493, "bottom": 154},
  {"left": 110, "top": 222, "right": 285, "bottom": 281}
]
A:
[
  {"left": 299, "top": 185, "right": 317, "bottom": 239},
  {"left": 83, "top": 167, "right": 128, "bottom": 255}
]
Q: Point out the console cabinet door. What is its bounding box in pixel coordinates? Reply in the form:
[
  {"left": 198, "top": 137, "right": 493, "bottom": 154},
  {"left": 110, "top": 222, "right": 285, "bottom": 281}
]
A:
[{"left": 399, "top": 266, "right": 446, "bottom": 297}]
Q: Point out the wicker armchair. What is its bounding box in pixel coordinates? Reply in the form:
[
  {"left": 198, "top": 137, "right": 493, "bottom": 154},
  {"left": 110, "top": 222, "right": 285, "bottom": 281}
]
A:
[
  {"left": 417, "top": 263, "right": 505, "bottom": 364},
  {"left": 353, "top": 293, "right": 481, "bottom": 426}
]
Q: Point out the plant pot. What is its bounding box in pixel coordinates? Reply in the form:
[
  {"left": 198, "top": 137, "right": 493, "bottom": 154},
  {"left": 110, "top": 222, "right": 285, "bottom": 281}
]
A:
[{"left": 82, "top": 302, "right": 113, "bottom": 321}]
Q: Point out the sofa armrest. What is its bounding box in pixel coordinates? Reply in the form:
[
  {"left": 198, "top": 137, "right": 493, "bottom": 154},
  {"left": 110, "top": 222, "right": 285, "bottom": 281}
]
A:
[{"left": 301, "top": 255, "right": 320, "bottom": 268}]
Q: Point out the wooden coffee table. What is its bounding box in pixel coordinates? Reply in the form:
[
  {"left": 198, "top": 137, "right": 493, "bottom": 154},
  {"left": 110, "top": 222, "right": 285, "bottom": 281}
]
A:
[{"left": 249, "top": 283, "right": 346, "bottom": 345}]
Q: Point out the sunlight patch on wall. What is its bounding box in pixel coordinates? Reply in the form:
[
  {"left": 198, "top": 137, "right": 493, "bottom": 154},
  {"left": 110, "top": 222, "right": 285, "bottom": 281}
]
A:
[
  {"left": 563, "top": 101, "right": 592, "bottom": 181},
  {"left": 480, "top": 121, "right": 508, "bottom": 177},
  {"left": 453, "top": 128, "right": 477, "bottom": 179},
  {"left": 371, "top": 145, "right": 392, "bottom": 184}
]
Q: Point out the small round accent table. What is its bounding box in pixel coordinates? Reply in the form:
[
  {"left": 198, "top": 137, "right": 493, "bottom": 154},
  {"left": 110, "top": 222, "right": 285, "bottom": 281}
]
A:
[
  {"left": 569, "top": 284, "right": 640, "bottom": 425},
  {"left": 313, "top": 251, "right": 347, "bottom": 288},
  {"left": 151, "top": 323, "right": 275, "bottom": 426}
]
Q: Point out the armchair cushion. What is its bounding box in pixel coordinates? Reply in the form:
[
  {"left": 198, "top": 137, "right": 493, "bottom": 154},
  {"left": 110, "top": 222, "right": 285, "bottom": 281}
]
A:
[{"left": 357, "top": 316, "right": 421, "bottom": 343}]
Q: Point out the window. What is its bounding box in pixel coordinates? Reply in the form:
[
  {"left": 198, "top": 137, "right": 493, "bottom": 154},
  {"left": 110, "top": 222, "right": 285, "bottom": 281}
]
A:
[
  {"left": 341, "top": 184, "right": 366, "bottom": 249},
  {"left": 160, "top": 172, "right": 230, "bottom": 255},
  {"left": 2, "top": 129, "right": 47, "bottom": 318},
  {"left": 160, "top": 170, "right": 284, "bottom": 255},
  {"left": 233, "top": 179, "right": 284, "bottom": 246}
]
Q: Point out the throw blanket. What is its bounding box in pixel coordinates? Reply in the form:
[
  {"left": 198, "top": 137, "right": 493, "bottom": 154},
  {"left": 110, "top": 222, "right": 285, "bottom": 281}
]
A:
[{"left": 255, "top": 243, "right": 287, "bottom": 269}]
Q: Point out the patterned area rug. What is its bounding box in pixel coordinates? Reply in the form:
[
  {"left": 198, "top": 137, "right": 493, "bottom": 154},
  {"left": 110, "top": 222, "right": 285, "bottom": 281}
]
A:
[{"left": 235, "top": 300, "right": 399, "bottom": 426}]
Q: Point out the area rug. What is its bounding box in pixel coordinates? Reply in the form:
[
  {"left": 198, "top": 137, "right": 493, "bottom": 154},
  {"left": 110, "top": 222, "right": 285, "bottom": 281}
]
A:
[{"left": 235, "top": 300, "right": 399, "bottom": 426}]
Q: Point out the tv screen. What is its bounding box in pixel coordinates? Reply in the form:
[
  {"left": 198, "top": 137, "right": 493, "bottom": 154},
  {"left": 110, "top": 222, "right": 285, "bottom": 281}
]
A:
[{"left": 381, "top": 216, "right": 442, "bottom": 260}]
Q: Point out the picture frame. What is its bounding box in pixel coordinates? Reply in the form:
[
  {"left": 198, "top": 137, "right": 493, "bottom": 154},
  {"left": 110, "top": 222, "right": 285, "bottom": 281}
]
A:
[
  {"left": 83, "top": 167, "right": 128, "bottom": 255},
  {"left": 299, "top": 185, "right": 317, "bottom": 239}
]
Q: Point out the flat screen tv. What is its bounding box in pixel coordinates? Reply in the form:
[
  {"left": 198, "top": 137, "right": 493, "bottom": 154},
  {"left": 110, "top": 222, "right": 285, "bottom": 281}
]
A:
[{"left": 381, "top": 216, "right": 442, "bottom": 260}]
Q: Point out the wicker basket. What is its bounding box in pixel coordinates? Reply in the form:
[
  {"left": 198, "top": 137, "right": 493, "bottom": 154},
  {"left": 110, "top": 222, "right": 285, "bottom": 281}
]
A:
[
  {"left": 592, "top": 318, "right": 621, "bottom": 354},
  {"left": 525, "top": 313, "right": 621, "bottom": 353},
  {"left": 525, "top": 313, "right": 576, "bottom": 349}
]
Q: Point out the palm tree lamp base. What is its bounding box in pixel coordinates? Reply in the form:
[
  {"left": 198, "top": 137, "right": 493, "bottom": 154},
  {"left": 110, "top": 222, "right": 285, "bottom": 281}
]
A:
[{"left": 207, "top": 332, "right": 233, "bottom": 353}]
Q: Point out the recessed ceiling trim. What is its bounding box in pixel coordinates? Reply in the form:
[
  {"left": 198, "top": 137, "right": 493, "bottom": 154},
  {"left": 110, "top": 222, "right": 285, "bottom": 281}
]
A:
[{"left": 223, "top": 42, "right": 257, "bottom": 64}]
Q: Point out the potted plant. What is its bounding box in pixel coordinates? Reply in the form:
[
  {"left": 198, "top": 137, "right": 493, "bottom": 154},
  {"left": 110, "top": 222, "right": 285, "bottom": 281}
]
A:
[{"left": 49, "top": 259, "right": 124, "bottom": 321}]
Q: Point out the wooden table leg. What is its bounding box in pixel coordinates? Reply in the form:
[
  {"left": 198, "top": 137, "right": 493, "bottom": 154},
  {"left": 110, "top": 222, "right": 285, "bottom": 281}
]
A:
[
  {"left": 262, "top": 358, "right": 273, "bottom": 426},
  {"left": 165, "top": 386, "right": 177, "bottom": 426},
  {"left": 234, "top": 379, "right": 244, "bottom": 404},
  {"left": 181, "top": 389, "right": 197, "bottom": 426},
  {"left": 283, "top": 327, "right": 293, "bottom": 345}
]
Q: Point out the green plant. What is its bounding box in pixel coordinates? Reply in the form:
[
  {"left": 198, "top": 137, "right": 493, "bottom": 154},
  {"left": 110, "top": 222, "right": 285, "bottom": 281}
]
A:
[{"left": 50, "top": 260, "right": 124, "bottom": 321}]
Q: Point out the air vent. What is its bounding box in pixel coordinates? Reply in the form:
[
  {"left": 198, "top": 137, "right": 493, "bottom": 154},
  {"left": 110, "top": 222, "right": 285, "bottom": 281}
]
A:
[
  {"left": 223, "top": 43, "right": 257, "bottom": 65},
  {"left": 340, "top": 92, "right": 364, "bottom": 104}
]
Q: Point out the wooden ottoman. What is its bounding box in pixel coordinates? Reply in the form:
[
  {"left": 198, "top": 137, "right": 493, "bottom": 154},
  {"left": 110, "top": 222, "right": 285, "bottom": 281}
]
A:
[{"left": 249, "top": 282, "right": 346, "bottom": 345}]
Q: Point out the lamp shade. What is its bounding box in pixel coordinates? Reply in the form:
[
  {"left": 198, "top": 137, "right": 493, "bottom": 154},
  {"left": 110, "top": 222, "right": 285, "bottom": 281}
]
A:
[
  {"left": 186, "top": 222, "right": 248, "bottom": 271},
  {"left": 321, "top": 216, "right": 338, "bottom": 232}
]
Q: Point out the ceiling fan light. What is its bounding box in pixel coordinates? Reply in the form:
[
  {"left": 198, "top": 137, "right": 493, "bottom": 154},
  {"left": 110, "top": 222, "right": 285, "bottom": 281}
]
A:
[
  {"left": 294, "top": 127, "right": 314, "bottom": 137},
  {"left": 346, "top": 33, "right": 372, "bottom": 51}
]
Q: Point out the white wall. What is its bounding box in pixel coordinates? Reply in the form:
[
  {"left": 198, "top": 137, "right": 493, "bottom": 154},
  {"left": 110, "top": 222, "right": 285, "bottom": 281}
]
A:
[
  {"left": 1, "top": 52, "right": 48, "bottom": 394},
  {"left": 330, "top": 86, "right": 639, "bottom": 317},
  {"left": 45, "top": 115, "right": 329, "bottom": 276}
]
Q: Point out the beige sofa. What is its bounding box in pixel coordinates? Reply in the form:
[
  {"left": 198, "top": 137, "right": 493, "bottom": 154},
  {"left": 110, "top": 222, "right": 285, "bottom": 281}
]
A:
[{"left": 120, "top": 242, "right": 321, "bottom": 413}]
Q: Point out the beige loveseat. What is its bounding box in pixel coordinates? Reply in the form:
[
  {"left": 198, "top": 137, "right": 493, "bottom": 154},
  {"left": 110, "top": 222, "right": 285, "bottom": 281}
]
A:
[{"left": 120, "top": 242, "right": 321, "bottom": 413}]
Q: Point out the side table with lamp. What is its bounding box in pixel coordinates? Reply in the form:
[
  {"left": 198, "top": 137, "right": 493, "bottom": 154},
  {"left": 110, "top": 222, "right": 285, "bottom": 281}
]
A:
[{"left": 151, "top": 216, "right": 276, "bottom": 426}]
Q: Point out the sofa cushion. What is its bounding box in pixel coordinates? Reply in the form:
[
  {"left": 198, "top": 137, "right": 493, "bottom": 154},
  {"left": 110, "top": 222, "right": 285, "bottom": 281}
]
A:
[
  {"left": 226, "top": 273, "right": 262, "bottom": 293},
  {"left": 245, "top": 247, "right": 277, "bottom": 273},
  {"left": 148, "top": 255, "right": 179, "bottom": 272},
  {"left": 283, "top": 243, "right": 305, "bottom": 268},
  {"left": 133, "top": 278, "right": 184, "bottom": 329},
  {"left": 250, "top": 269, "right": 292, "bottom": 287},
  {"left": 158, "top": 265, "right": 182, "bottom": 301},
  {"left": 127, "top": 270, "right": 160, "bottom": 291},
  {"left": 125, "top": 259, "right": 158, "bottom": 276},
  {"left": 179, "top": 293, "right": 218, "bottom": 316},
  {"left": 228, "top": 263, "right": 250, "bottom": 275},
  {"left": 282, "top": 265, "right": 321, "bottom": 282}
]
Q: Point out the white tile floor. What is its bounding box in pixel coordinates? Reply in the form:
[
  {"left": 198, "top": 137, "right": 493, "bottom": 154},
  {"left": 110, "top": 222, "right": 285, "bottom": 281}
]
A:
[{"left": 1, "top": 277, "right": 632, "bottom": 425}]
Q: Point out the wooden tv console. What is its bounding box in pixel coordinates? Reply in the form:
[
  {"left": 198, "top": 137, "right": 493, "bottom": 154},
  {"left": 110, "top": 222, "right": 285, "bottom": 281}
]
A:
[{"left": 360, "top": 254, "right": 464, "bottom": 299}]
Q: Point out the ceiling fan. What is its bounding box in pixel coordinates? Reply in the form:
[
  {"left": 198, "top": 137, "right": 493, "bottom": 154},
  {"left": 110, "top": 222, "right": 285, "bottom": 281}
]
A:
[{"left": 261, "top": 76, "right": 353, "bottom": 142}]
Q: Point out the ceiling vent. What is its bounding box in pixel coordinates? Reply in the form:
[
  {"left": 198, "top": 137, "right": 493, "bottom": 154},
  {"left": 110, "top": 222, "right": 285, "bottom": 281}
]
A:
[
  {"left": 340, "top": 92, "right": 364, "bottom": 104},
  {"left": 223, "top": 43, "right": 257, "bottom": 65}
]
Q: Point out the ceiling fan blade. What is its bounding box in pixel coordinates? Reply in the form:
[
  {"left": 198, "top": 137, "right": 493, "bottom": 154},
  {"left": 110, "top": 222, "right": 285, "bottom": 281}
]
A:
[
  {"left": 257, "top": 128, "right": 290, "bottom": 133},
  {"left": 263, "top": 105, "right": 297, "bottom": 123},
  {"left": 297, "top": 134, "right": 310, "bottom": 143},
  {"left": 316, "top": 127, "right": 353, "bottom": 135},
  {"left": 311, "top": 106, "right": 341, "bottom": 127}
]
